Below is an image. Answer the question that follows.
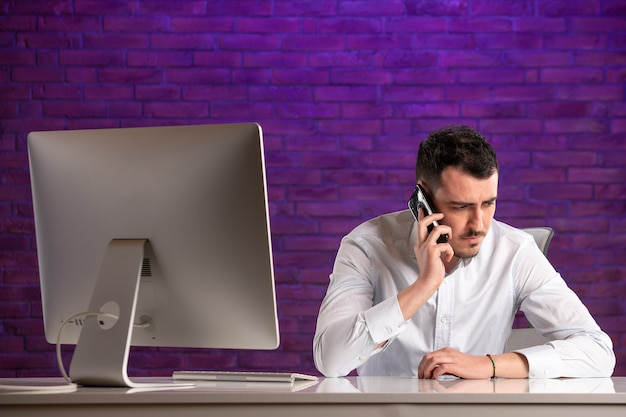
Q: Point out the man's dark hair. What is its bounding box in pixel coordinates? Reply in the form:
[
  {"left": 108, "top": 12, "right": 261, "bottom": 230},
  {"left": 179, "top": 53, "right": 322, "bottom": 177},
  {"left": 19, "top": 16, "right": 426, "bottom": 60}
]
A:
[{"left": 416, "top": 125, "right": 498, "bottom": 190}]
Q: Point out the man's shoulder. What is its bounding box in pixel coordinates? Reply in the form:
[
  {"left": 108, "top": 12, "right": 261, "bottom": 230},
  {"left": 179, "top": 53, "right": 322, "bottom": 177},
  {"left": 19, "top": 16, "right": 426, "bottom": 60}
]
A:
[
  {"left": 490, "top": 219, "right": 536, "bottom": 247},
  {"left": 347, "top": 209, "right": 413, "bottom": 241}
]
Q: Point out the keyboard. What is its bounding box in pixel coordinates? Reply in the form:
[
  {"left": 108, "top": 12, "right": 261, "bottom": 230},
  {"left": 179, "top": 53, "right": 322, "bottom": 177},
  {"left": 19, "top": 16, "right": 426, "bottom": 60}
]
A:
[{"left": 172, "top": 370, "right": 318, "bottom": 384}]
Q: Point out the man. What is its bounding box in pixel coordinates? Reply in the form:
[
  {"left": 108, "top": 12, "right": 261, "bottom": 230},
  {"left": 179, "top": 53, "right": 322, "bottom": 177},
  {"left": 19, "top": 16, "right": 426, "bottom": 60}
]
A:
[{"left": 313, "top": 125, "right": 615, "bottom": 379}]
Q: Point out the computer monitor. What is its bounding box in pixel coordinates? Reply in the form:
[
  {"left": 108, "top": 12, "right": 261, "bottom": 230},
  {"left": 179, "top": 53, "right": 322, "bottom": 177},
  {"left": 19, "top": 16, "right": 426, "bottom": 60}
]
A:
[{"left": 27, "top": 122, "right": 279, "bottom": 388}]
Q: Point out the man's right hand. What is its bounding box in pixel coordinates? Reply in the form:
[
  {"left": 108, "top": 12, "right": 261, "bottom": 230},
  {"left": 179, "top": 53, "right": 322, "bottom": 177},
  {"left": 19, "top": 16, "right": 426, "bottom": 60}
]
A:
[{"left": 396, "top": 213, "right": 454, "bottom": 321}]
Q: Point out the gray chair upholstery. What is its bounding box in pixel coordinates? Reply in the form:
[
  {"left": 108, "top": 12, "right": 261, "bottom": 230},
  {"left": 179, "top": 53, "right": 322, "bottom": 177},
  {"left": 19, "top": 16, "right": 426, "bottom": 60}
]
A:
[
  {"left": 505, "top": 327, "right": 550, "bottom": 351},
  {"left": 504, "top": 227, "right": 554, "bottom": 351},
  {"left": 522, "top": 227, "right": 554, "bottom": 255}
]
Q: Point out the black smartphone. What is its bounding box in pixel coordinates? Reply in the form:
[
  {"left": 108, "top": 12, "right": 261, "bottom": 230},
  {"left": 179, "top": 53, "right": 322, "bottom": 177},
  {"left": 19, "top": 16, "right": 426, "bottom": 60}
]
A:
[{"left": 408, "top": 184, "right": 449, "bottom": 244}]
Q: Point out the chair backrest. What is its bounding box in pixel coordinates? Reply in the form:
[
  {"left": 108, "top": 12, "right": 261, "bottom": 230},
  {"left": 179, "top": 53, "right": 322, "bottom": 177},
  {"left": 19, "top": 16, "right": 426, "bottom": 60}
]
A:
[
  {"left": 505, "top": 327, "right": 549, "bottom": 351},
  {"left": 506, "top": 227, "right": 555, "bottom": 350},
  {"left": 522, "top": 227, "right": 554, "bottom": 255}
]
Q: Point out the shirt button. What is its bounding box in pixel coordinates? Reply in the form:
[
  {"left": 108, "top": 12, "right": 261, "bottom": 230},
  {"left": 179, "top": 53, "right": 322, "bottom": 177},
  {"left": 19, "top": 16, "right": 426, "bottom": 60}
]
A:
[
  {"left": 358, "top": 355, "right": 366, "bottom": 361},
  {"left": 440, "top": 317, "right": 448, "bottom": 323},
  {"left": 443, "top": 278, "right": 449, "bottom": 285}
]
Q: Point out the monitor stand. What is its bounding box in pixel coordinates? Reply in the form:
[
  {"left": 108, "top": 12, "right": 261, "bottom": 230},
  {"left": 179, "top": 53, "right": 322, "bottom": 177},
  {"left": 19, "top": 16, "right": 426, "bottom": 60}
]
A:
[{"left": 69, "top": 239, "right": 192, "bottom": 388}]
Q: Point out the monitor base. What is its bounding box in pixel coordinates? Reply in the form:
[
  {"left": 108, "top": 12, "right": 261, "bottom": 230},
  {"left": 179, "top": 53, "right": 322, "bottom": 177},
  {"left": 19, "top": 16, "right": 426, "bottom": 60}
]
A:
[{"left": 68, "top": 239, "right": 191, "bottom": 388}]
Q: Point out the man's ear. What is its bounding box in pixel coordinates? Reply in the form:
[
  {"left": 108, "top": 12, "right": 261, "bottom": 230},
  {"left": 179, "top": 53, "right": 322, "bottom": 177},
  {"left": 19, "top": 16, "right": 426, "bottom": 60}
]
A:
[{"left": 417, "top": 179, "right": 432, "bottom": 195}]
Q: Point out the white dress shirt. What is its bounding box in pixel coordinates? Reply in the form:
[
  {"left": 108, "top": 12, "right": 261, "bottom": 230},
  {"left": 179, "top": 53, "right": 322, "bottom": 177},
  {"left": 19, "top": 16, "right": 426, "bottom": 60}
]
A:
[{"left": 313, "top": 210, "right": 615, "bottom": 378}]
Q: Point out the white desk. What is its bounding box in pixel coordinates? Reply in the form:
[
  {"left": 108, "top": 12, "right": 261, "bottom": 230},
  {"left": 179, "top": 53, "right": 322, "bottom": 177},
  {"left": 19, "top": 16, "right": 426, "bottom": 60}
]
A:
[{"left": 1, "top": 376, "right": 625, "bottom": 417}]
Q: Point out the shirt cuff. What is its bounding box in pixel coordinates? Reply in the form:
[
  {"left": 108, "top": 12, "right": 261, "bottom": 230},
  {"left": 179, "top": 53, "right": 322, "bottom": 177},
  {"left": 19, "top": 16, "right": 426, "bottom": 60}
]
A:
[
  {"left": 362, "top": 296, "right": 407, "bottom": 344},
  {"left": 514, "top": 344, "right": 563, "bottom": 378}
]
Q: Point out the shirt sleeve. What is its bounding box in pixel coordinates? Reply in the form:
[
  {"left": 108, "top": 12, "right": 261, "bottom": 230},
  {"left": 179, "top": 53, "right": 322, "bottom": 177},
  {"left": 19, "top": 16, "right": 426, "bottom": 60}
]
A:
[
  {"left": 313, "top": 235, "right": 407, "bottom": 377},
  {"left": 513, "top": 242, "right": 615, "bottom": 378},
  {"left": 515, "top": 333, "right": 615, "bottom": 378},
  {"left": 362, "top": 295, "right": 406, "bottom": 344}
]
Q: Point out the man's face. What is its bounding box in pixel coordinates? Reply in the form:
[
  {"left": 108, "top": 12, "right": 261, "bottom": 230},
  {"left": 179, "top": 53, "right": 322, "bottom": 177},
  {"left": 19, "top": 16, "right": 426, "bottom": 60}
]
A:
[{"left": 430, "top": 166, "right": 498, "bottom": 259}]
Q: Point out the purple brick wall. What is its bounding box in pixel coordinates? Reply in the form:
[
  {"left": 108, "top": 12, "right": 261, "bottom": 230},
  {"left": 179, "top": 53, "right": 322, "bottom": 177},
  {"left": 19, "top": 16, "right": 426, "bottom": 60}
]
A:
[{"left": 1, "top": 0, "right": 625, "bottom": 378}]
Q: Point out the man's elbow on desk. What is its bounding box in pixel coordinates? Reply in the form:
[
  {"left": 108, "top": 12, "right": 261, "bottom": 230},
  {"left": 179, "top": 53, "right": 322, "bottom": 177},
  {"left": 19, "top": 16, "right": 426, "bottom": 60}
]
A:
[
  {"left": 313, "top": 335, "right": 380, "bottom": 378},
  {"left": 313, "top": 352, "right": 351, "bottom": 378},
  {"left": 313, "top": 337, "right": 350, "bottom": 378}
]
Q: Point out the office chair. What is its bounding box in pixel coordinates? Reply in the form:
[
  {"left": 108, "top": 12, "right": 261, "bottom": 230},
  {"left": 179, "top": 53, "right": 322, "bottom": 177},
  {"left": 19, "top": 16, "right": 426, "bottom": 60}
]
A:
[
  {"left": 504, "top": 227, "right": 554, "bottom": 351},
  {"left": 521, "top": 227, "right": 554, "bottom": 256}
]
